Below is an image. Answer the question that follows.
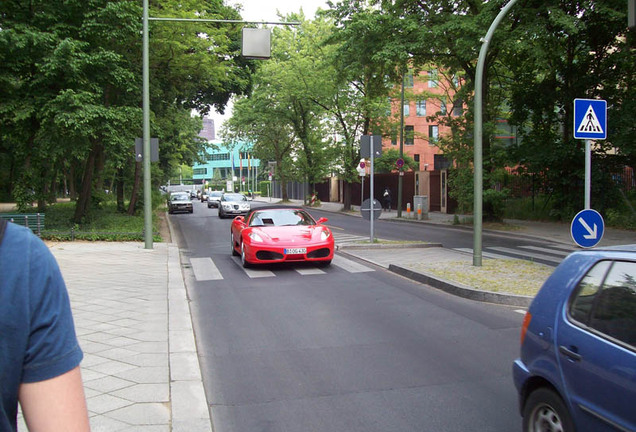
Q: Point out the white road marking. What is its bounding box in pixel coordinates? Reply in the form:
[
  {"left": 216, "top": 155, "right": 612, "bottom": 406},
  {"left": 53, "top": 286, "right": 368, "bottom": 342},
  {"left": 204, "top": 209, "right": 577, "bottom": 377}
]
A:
[
  {"left": 231, "top": 257, "right": 276, "bottom": 278},
  {"left": 488, "top": 246, "right": 563, "bottom": 264},
  {"left": 332, "top": 255, "right": 375, "bottom": 273},
  {"left": 519, "top": 245, "right": 571, "bottom": 257},
  {"left": 295, "top": 267, "right": 326, "bottom": 275},
  {"left": 190, "top": 257, "right": 223, "bottom": 281},
  {"left": 454, "top": 248, "right": 512, "bottom": 260}
]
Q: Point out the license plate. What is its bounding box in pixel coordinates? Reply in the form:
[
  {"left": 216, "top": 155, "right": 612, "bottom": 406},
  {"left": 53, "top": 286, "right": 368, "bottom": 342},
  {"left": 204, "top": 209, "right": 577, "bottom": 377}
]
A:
[{"left": 284, "top": 248, "right": 306, "bottom": 255}]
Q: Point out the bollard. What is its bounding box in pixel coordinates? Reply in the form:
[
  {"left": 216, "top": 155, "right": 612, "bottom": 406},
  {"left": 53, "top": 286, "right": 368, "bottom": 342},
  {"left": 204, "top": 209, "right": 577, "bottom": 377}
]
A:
[
  {"left": 406, "top": 203, "right": 411, "bottom": 218},
  {"left": 417, "top": 204, "right": 422, "bottom": 220}
]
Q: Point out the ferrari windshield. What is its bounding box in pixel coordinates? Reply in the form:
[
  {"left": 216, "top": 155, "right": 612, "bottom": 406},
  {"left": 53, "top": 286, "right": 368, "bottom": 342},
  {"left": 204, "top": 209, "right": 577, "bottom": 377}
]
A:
[{"left": 248, "top": 209, "right": 315, "bottom": 227}]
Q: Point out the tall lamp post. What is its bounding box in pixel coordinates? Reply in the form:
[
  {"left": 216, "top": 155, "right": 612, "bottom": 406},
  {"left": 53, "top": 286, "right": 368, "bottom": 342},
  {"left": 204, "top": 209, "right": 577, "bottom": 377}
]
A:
[
  {"left": 141, "top": 0, "right": 297, "bottom": 248},
  {"left": 473, "top": 0, "right": 519, "bottom": 265}
]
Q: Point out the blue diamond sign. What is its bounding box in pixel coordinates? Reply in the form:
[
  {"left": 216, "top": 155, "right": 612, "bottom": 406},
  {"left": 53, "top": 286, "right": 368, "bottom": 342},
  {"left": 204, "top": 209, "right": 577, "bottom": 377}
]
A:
[
  {"left": 571, "top": 209, "right": 604, "bottom": 248},
  {"left": 574, "top": 99, "right": 607, "bottom": 140}
]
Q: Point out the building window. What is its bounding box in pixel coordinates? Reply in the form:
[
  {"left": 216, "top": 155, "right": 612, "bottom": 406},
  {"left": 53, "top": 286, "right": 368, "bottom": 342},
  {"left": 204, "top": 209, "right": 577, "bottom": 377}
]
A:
[
  {"left": 416, "top": 99, "right": 426, "bottom": 117},
  {"left": 440, "top": 99, "right": 447, "bottom": 115},
  {"left": 209, "top": 153, "right": 231, "bottom": 161},
  {"left": 453, "top": 98, "right": 463, "bottom": 116},
  {"left": 414, "top": 154, "right": 420, "bottom": 162},
  {"left": 405, "top": 126, "right": 414, "bottom": 145},
  {"left": 193, "top": 168, "right": 207, "bottom": 176},
  {"left": 404, "top": 73, "right": 414, "bottom": 88},
  {"left": 428, "top": 125, "right": 439, "bottom": 145},
  {"left": 403, "top": 101, "right": 410, "bottom": 117},
  {"left": 391, "top": 132, "right": 397, "bottom": 146},
  {"left": 428, "top": 69, "right": 439, "bottom": 88}
]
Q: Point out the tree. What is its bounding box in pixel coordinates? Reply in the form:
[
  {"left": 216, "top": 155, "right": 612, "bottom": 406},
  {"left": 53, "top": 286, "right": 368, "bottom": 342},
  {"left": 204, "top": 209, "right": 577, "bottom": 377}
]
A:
[
  {"left": 325, "top": 0, "right": 412, "bottom": 210},
  {"left": 505, "top": 0, "right": 635, "bottom": 219},
  {"left": 0, "top": 0, "right": 253, "bottom": 222},
  {"left": 373, "top": 148, "right": 417, "bottom": 173}
]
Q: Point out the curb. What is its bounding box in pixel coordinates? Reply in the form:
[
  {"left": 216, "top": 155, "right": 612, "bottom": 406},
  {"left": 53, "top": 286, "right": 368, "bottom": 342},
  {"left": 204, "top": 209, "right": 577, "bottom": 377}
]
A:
[
  {"left": 338, "top": 248, "right": 533, "bottom": 308},
  {"left": 166, "top": 213, "right": 213, "bottom": 432},
  {"left": 337, "top": 242, "right": 442, "bottom": 250}
]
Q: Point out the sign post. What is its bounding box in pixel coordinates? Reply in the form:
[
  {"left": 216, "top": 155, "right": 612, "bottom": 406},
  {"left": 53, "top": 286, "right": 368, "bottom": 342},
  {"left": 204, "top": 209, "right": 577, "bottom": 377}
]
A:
[
  {"left": 360, "top": 135, "right": 382, "bottom": 242},
  {"left": 571, "top": 99, "right": 607, "bottom": 248},
  {"left": 573, "top": 98, "right": 607, "bottom": 209}
]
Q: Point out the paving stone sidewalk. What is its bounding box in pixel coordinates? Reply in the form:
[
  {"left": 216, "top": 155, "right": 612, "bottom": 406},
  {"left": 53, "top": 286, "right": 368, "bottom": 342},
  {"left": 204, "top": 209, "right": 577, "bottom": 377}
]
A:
[{"left": 19, "top": 241, "right": 211, "bottom": 432}]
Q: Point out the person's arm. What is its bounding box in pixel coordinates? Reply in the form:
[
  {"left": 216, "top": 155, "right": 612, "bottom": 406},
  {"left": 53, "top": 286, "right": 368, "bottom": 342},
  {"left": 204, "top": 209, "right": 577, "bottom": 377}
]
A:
[{"left": 19, "top": 366, "right": 90, "bottom": 432}]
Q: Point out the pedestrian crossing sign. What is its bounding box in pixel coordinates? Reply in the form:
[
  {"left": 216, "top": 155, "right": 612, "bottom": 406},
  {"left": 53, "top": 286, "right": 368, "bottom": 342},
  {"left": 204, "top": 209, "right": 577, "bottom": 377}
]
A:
[{"left": 574, "top": 99, "right": 607, "bottom": 139}]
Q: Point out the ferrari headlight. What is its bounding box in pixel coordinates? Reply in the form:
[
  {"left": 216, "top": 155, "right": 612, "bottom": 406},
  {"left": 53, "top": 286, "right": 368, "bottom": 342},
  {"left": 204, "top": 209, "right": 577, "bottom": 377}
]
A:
[
  {"left": 248, "top": 231, "right": 264, "bottom": 242},
  {"left": 320, "top": 229, "right": 331, "bottom": 241}
]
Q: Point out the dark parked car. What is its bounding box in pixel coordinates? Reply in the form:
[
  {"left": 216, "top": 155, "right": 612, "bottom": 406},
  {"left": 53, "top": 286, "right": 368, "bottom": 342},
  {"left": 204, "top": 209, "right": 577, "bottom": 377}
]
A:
[
  {"left": 513, "top": 245, "right": 636, "bottom": 432},
  {"left": 167, "top": 192, "right": 193, "bottom": 214}
]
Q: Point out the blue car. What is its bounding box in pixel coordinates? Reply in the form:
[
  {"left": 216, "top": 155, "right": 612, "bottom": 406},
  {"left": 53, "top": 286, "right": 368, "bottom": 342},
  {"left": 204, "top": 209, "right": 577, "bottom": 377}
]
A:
[{"left": 513, "top": 245, "right": 636, "bottom": 432}]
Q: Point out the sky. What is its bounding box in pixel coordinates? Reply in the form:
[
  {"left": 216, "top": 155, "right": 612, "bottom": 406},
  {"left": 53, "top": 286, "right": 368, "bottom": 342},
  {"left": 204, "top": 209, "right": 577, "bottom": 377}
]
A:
[
  {"left": 207, "top": 0, "right": 330, "bottom": 138},
  {"left": 231, "top": 0, "right": 329, "bottom": 23}
]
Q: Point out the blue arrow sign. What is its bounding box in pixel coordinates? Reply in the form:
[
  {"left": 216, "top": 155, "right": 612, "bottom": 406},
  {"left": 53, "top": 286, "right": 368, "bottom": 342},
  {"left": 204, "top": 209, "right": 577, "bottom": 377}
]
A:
[
  {"left": 571, "top": 209, "right": 604, "bottom": 248},
  {"left": 574, "top": 99, "right": 607, "bottom": 140}
]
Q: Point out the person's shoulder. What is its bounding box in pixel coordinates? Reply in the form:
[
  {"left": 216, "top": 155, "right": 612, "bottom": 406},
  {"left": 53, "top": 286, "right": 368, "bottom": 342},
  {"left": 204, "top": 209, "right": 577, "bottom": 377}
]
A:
[{"left": 2, "top": 222, "right": 49, "bottom": 259}]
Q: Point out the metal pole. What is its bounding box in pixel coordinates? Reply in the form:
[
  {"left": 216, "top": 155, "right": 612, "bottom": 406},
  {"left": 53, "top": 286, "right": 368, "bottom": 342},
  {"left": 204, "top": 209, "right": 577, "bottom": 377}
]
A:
[
  {"left": 361, "top": 176, "right": 364, "bottom": 208},
  {"left": 370, "top": 136, "right": 375, "bottom": 243},
  {"left": 473, "top": 0, "right": 519, "bottom": 266},
  {"left": 141, "top": 16, "right": 298, "bottom": 250},
  {"left": 585, "top": 139, "right": 591, "bottom": 209},
  {"left": 142, "top": 0, "right": 152, "bottom": 249},
  {"left": 397, "top": 72, "right": 405, "bottom": 218}
]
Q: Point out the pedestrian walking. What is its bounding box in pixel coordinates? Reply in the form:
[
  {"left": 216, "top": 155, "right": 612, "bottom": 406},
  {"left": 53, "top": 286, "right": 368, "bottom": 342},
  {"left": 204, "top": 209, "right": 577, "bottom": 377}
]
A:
[
  {"left": 0, "top": 219, "right": 90, "bottom": 432},
  {"left": 383, "top": 187, "right": 392, "bottom": 211}
]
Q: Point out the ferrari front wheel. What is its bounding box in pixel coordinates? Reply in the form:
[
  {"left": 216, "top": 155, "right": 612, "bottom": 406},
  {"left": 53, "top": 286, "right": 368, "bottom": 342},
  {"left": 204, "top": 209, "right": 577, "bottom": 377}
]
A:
[
  {"left": 231, "top": 232, "right": 239, "bottom": 256},
  {"left": 241, "top": 243, "right": 251, "bottom": 268}
]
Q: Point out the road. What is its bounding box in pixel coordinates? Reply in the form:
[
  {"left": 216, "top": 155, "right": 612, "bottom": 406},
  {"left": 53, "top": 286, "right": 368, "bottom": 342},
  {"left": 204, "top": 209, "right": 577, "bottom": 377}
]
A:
[
  {"left": 170, "top": 201, "right": 525, "bottom": 431},
  {"left": 310, "top": 206, "right": 574, "bottom": 267}
]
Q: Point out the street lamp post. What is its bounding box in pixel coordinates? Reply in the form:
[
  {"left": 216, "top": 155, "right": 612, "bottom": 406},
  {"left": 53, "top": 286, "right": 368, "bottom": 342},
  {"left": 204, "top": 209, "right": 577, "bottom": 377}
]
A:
[
  {"left": 473, "top": 0, "right": 519, "bottom": 266},
  {"left": 141, "top": 2, "right": 298, "bottom": 248}
]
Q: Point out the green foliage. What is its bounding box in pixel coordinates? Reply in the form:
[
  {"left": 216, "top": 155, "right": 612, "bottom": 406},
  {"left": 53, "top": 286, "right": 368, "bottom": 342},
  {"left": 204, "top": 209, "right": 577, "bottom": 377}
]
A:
[
  {"left": 373, "top": 148, "right": 418, "bottom": 173},
  {"left": 0, "top": 0, "right": 251, "bottom": 221},
  {"left": 36, "top": 200, "right": 163, "bottom": 241}
]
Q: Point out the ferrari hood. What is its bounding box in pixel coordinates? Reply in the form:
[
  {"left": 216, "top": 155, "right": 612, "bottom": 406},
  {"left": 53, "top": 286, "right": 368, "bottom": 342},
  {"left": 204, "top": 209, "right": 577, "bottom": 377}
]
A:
[{"left": 252, "top": 225, "right": 325, "bottom": 242}]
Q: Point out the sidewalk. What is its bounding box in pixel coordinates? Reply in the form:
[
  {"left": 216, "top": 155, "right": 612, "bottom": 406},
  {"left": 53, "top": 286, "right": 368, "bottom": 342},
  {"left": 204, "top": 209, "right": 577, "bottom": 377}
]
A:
[
  {"left": 19, "top": 242, "right": 210, "bottom": 432},
  {"left": 18, "top": 199, "right": 636, "bottom": 431}
]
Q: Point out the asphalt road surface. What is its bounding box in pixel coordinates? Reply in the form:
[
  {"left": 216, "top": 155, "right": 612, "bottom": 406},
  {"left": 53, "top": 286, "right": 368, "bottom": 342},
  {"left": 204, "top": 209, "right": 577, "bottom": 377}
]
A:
[{"left": 171, "top": 201, "right": 524, "bottom": 432}]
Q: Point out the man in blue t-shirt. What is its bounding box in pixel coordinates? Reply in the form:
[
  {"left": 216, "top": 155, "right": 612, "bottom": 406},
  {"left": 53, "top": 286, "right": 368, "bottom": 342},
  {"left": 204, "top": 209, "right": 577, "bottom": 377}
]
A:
[{"left": 0, "top": 221, "right": 89, "bottom": 431}]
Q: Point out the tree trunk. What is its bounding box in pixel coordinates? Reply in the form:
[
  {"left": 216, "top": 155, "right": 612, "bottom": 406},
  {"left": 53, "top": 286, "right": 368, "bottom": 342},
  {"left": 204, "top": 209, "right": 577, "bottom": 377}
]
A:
[
  {"left": 67, "top": 165, "right": 76, "bottom": 200},
  {"left": 343, "top": 181, "right": 352, "bottom": 211},
  {"left": 127, "top": 161, "right": 142, "bottom": 215},
  {"left": 116, "top": 167, "right": 125, "bottom": 212},
  {"left": 73, "top": 144, "right": 99, "bottom": 223}
]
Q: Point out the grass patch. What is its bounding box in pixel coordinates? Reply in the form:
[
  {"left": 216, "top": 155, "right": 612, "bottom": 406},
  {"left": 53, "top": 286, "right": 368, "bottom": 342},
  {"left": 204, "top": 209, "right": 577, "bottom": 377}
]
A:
[
  {"left": 4, "top": 200, "right": 164, "bottom": 242},
  {"left": 411, "top": 259, "right": 553, "bottom": 297}
]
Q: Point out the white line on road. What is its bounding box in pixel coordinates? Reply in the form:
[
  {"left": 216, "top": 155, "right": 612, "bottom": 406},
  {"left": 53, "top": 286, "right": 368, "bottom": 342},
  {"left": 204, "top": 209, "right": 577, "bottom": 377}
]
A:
[
  {"left": 332, "top": 255, "right": 375, "bottom": 273},
  {"left": 190, "top": 257, "right": 223, "bottom": 281}
]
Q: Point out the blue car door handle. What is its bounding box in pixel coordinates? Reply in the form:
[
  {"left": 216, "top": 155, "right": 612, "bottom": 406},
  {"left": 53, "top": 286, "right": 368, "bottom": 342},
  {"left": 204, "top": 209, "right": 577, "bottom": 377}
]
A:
[{"left": 559, "top": 345, "right": 582, "bottom": 362}]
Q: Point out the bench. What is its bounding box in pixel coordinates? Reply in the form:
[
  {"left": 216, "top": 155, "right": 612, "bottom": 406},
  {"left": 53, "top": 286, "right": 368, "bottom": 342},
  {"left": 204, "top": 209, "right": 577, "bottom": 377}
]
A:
[{"left": 0, "top": 213, "right": 46, "bottom": 236}]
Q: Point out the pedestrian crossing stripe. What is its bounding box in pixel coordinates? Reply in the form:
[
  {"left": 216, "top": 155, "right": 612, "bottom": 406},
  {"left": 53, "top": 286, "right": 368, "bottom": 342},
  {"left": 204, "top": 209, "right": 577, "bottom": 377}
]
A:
[
  {"left": 189, "top": 254, "right": 374, "bottom": 281},
  {"left": 576, "top": 105, "right": 603, "bottom": 134}
]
